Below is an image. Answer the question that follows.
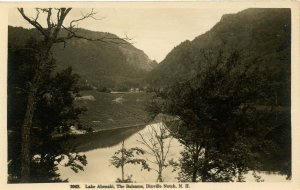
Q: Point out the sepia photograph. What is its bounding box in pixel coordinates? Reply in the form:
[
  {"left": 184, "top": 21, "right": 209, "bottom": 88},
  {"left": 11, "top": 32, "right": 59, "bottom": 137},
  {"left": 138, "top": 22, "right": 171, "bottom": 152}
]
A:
[{"left": 0, "top": 1, "right": 299, "bottom": 190}]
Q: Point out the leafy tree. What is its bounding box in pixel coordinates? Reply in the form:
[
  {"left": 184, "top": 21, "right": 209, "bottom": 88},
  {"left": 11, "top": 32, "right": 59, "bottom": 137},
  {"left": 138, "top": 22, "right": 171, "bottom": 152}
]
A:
[
  {"left": 8, "top": 38, "right": 87, "bottom": 182},
  {"left": 148, "top": 49, "right": 290, "bottom": 182},
  {"left": 110, "top": 140, "right": 150, "bottom": 183},
  {"left": 15, "top": 8, "right": 130, "bottom": 182}
]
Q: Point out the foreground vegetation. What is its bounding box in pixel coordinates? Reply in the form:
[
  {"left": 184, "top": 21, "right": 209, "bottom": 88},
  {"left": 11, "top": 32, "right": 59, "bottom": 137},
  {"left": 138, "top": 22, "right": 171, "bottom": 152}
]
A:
[
  {"left": 7, "top": 8, "right": 291, "bottom": 183},
  {"left": 147, "top": 49, "right": 291, "bottom": 182}
]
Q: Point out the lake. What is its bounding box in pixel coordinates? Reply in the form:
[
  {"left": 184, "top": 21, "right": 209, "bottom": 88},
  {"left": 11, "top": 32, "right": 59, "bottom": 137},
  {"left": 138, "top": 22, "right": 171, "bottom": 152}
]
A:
[{"left": 58, "top": 122, "right": 288, "bottom": 182}]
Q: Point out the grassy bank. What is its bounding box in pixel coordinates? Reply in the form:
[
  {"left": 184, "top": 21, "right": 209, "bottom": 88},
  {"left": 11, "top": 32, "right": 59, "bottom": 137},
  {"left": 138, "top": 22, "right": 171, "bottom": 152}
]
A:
[{"left": 76, "top": 90, "right": 154, "bottom": 131}]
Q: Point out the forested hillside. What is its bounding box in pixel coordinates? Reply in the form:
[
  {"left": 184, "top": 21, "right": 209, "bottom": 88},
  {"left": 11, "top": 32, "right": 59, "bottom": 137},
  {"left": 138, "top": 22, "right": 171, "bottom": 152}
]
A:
[
  {"left": 8, "top": 26, "right": 157, "bottom": 90},
  {"left": 147, "top": 8, "right": 290, "bottom": 106},
  {"left": 146, "top": 8, "right": 291, "bottom": 180}
]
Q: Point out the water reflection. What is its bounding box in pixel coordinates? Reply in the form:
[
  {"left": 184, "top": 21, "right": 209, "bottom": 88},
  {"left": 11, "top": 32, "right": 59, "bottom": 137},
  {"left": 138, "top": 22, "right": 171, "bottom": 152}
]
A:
[
  {"left": 59, "top": 123, "right": 288, "bottom": 182},
  {"left": 66, "top": 125, "right": 145, "bottom": 152}
]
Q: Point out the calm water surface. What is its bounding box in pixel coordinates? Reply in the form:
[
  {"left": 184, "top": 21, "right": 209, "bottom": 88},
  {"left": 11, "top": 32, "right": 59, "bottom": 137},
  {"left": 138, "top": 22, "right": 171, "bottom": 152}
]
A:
[{"left": 58, "top": 123, "right": 288, "bottom": 182}]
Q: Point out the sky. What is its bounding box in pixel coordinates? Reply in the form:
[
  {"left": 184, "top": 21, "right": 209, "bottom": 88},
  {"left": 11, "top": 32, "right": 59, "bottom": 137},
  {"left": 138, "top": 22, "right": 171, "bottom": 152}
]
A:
[{"left": 8, "top": 5, "right": 246, "bottom": 62}]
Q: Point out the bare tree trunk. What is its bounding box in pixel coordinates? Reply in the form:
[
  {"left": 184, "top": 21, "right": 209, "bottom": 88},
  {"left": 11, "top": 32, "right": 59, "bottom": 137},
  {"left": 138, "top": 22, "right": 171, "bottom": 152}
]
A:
[
  {"left": 201, "top": 160, "right": 208, "bottom": 182},
  {"left": 191, "top": 144, "right": 200, "bottom": 182},
  {"left": 121, "top": 140, "right": 125, "bottom": 181},
  {"left": 201, "top": 134, "right": 209, "bottom": 182},
  {"left": 157, "top": 166, "right": 163, "bottom": 182},
  {"left": 20, "top": 69, "right": 41, "bottom": 182},
  {"left": 201, "top": 144, "right": 210, "bottom": 182},
  {"left": 20, "top": 46, "right": 50, "bottom": 182},
  {"left": 17, "top": 8, "right": 113, "bottom": 182},
  {"left": 121, "top": 165, "right": 124, "bottom": 182},
  {"left": 192, "top": 156, "right": 198, "bottom": 182}
]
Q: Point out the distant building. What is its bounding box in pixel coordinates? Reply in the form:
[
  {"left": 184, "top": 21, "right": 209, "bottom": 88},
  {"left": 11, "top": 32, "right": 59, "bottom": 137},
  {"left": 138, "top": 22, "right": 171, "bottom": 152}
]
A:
[{"left": 130, "top": 88, "right": 140, "bottom": 92}]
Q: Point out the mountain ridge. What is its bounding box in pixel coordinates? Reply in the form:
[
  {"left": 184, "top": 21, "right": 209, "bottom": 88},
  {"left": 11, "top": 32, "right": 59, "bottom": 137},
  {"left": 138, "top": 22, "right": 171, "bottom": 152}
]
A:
[
  {"left": 8, "top": 26, "right": 157, "bottom": 89},
  {"left": 146, "top": 8, "right": 291, "bottom": 87}
]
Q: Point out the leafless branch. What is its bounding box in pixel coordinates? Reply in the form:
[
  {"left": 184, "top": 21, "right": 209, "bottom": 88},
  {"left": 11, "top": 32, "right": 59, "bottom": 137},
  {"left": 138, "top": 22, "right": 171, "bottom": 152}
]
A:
[
  {"left": 45, "top": 8, "right": 52, "bottom": 33},
  {"left": 137, "top": 133, "right": 158, "bottom": 156},
  {"left": 17, "top": 8, "right": 47, "bottom": 38},
  {"left": 33, "top": 8, "right": 40, "bottom": 22},
  {"left": 56, "top": 8, "right": 61, "bottom": 25},
  {"left": 56, "top": 25, "right": 131, "bottom": 45},
  {"left": 163, "top": 136, "right": 173, "bottom": 161},
  {"left": 52, "top": 8, "right": 72, "bottom": 40},
  {"left": 19, "top": 8, "right": 132, "bottom": 46},
  {"left": 69, "top": 9, "right": 103, "bottom": 29}
]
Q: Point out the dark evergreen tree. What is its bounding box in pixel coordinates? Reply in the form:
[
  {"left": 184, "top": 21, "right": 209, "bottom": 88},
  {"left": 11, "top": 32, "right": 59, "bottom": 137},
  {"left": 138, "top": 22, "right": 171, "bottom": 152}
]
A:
[{"left": 8, "top": 38, "right": 87, "bottom": 183}]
